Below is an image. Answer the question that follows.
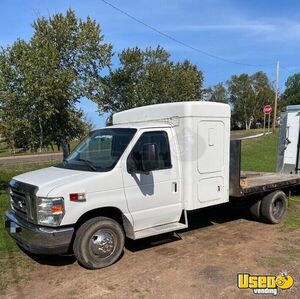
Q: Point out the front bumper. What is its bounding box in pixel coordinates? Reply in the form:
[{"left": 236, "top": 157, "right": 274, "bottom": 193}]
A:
[{"left": 5, "top": 210, "right": 74, "bottom": 255}]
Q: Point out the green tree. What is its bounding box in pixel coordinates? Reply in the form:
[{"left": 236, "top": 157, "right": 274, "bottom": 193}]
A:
[
  {"left": 0, "top": 9, "right": 112, "bottom": 157},
  {"left": 227, "top": 72, "right": 274, "bottom": 129},
  {"left": 282, "top": 73, "right": 300, "bottom": 106},
  {"left": 205, "top": 82, "right": 228, "bottom": 103},
  {"left": 0, "top": 42, "right": 33, "bottom": 152},
  {"left": 98, "top": 46, "right": 204, "bottom": 114}
]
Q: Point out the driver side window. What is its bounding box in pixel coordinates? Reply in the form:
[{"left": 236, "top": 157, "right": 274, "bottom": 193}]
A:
[{"left": 127, "top": 131, "right": 172, "bottom": 172}]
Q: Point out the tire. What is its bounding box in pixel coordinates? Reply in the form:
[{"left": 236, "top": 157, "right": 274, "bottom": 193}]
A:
[
  {"left": 249, "top": 199, "right": 261, "bottom": 220},
  {"left": 261, "top": 191, "right": 288, "bottom": 224},
  {"left": 73, "top": 216, "right": 125, "bottom": 269}
]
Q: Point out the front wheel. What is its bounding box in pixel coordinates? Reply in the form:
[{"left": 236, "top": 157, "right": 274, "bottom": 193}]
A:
[
  {"left": 73, "top": 216, "right": 125, "bottom": 269},
  {"left": 261, "top": 191, "right": 288, "bottom": 224}
]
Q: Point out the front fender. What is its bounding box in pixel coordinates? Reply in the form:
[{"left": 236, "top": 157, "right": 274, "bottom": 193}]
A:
[{"left": 60, "top": 188, "right": 133, "bottom": 232}]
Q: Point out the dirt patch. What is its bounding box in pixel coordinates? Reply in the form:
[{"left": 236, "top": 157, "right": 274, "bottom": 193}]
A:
[{"left": 1, "top": 207, "right": 300, "bottom": 299}]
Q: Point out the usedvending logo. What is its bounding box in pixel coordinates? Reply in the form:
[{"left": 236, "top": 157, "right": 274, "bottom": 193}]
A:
[{"left": 237, "top": 272, "right": 294, "bottom": 296}]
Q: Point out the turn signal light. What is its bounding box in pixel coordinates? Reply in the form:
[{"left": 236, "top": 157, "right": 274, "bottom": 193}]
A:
[{"left": 51, "top": 205, "right": 64, "bottom": 213}]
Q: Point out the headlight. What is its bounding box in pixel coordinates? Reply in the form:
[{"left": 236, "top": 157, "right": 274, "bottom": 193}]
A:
[{"left": 37, "top": 197, "right": 65, "bottom": 226}]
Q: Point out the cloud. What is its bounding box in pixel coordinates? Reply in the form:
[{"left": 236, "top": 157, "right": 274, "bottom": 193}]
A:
[
  {"left": 254, "top": 19, "right": 300, "bottom": 42},
  {"left": 95, "top": 0, "right": 300, "bottom": 45},
  {"left": 162, "top": 18, "right": 300, "bottom": 42},
  {"left": 166, "top": 22, "right": 275, "bottom": 34}
]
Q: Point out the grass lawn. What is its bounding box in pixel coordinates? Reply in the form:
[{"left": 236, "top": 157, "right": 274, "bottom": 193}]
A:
[
  {"left": 0, "top": 161, "right": 59, "bottom": 291},
  {"left": 0, "top": 162, "right": 58, "bottom": 253},
  {"left": 281, "top": 196, "right": 300, "bottom": 231},
  {"left": 231, "top": 128, "right": 266, "bottom": 136},
  {"left": 241, "top": 131, "right": 278, "bottom": 172}
]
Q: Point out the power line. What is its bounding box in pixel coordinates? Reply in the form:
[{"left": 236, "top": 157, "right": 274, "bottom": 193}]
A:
[{"left": 100, "top": 0, "right": 275, "bottom": 68}]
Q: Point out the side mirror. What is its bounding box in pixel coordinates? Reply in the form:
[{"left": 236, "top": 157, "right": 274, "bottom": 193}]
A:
[{"left": 141, "top": 143, "right": 159, "bottom": 173}]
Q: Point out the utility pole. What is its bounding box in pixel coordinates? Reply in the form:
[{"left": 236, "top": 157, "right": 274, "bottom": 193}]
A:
[{"left": 273, "top": 60, "right": 280, "bottom": 133}]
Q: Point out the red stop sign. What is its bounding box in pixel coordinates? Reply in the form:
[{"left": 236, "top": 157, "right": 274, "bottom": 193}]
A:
[{"left": 263, "top": 105, "right": 272, "bottom": 115}]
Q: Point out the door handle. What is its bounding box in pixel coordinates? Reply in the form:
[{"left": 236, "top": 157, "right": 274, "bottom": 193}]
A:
[{"left": 172, "top": 182, "right": 178, "bottom": 193}]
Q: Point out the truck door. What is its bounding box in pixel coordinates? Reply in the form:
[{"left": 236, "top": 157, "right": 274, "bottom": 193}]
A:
[{"left": 121, "top": 128, "right": 182, "bottom": 231}]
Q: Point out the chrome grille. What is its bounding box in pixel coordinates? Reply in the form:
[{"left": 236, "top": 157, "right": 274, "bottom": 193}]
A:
[
  {"left": 9, "top": 180, "right": 38, "bottom": 223},
  {"left": 10, "top": 188, "right": 27, "bottom": 215}
]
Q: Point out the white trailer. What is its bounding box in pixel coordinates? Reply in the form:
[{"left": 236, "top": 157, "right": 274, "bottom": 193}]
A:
[
  {"left": 277, "top": 105, "right": 300, "bottom": 173},
  {"left": 5, "top": 102, "right": 300, "bottom": 269}
]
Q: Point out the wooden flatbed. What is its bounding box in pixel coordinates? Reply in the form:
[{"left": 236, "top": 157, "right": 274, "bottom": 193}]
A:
[
  {"left": 229, "top": 139, "right": 300, "bottom": 197},
  {"left": 240, "top": 171, "right": 300, "bottom": 195}
]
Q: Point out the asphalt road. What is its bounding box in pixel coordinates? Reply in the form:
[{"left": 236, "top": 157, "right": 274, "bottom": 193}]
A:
[{"left": 0, "top": 152, "right": 63, "bottom": 165}]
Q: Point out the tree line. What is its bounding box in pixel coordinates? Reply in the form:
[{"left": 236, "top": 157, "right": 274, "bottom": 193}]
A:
[{"left": 0, "top": 9, "right": 299, "bottom": 157}]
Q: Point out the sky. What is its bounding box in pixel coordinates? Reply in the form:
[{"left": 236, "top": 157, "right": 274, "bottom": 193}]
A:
[{"left": 0, "top": 0, "right": 299, "bottom": 127}]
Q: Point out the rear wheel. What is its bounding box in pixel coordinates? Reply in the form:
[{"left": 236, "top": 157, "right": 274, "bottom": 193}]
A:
[
  {"left": 249, "top": 199, "right": 261, "bottom": 220},
  {"left": 261, "top": 191, "right": 288, "bottom": 224},
  {"left": 73, "top": 216, "right": 125, "bottom": 269}
]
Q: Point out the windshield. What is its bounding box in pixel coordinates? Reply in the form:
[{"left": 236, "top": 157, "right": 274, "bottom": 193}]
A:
[{"left": 56, "top": 128, "right": 137, "bottom": 172}]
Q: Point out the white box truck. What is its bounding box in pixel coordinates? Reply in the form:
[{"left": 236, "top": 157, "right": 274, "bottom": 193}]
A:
[{"left": 5, "top": 102, "right": 300, "bottom": 269}]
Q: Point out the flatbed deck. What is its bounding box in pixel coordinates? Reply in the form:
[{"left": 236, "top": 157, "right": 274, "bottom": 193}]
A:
[
  {"left": 229, "top": 139, "right": 300, "bottom": 197},
  {"left": 240, "top": 171, "right": 300, "bottom": 195}
]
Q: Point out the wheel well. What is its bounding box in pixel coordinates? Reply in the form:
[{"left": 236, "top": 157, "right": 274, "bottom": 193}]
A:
[{"left": 75, "top": 207, "right": 124, "bottom": 230}]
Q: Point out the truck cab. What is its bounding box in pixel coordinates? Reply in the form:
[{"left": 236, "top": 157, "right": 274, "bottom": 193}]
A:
[{"left": 6, "top": 101, "right": 291, "bottom": 269}]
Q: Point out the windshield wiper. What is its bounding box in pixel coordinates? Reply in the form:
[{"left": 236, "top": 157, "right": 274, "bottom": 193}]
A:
[{"left": 76, "top": 158, "right": 97, "bottom": 171}]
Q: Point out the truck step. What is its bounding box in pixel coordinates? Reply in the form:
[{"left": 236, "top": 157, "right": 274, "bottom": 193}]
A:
[{"left": 134, "top": 222, "right": 188, "bottom": 239}]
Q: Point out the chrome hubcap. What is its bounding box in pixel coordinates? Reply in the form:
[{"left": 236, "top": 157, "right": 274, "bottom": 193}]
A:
[
  {"left": 90, "top": 230, "right": 115, "bottom": 258},
  {"left": 272, "top": 198, "right": 284, "bottom": 219}
]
